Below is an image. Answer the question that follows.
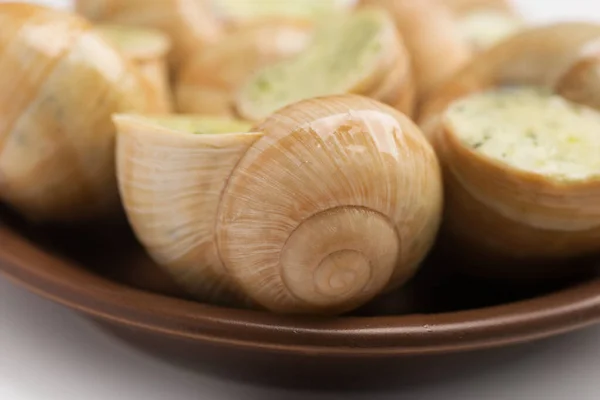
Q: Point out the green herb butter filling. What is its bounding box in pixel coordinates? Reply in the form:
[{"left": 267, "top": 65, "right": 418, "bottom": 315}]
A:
[
  {"left": 151, "top": 116, "right": 253, "bottom": 134},
  {"left": 237, "top": 9, "right": 387, "bottom": 120},
  {"left": 445, "top": 86, "right": 600, "bottom": 181}
]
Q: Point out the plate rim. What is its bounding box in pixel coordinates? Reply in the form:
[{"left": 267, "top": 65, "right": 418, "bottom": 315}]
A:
[{"left": 2, "top": 225, "right": 600, "bottom": 356}]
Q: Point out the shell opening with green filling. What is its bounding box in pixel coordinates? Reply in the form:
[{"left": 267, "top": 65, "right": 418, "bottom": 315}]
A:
[
  {"left": 236, "top": 9, "right": 388, "bottom": 120},
  {"left": 142, "top": 115, "right": 253, "bottom": 135},
  {"left": 445, "top": 86, "right": 600, "bottom": 181}
]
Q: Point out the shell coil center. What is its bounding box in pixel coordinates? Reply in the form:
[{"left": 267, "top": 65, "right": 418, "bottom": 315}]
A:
[
  {"left": 315, "top": 250, "right": 372, "bottom": 298},
  {"left": 280, "top": 206, "right": 399, "bottom": 310}
]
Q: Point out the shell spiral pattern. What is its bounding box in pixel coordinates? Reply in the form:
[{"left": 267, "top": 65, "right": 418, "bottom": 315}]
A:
[
  {"left": 216, "top": 95, "right": 443, "bottom": 314},
  {"left": 115, "top": 95, "right": 443, "bottom": 315}
]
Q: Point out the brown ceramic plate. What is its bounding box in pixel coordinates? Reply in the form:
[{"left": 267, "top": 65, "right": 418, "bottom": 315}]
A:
[{"left": 1, "top": 204, "right": 600, "bottom": 391}]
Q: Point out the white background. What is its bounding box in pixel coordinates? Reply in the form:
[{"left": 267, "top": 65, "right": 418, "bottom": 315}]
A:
[{"left": 2, "top": 0, "right": 600, "bottom": 399}]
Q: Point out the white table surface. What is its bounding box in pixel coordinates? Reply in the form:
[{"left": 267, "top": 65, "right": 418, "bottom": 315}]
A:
[{"left": 2, "top": 0, "right": 600, "bottom": 399}]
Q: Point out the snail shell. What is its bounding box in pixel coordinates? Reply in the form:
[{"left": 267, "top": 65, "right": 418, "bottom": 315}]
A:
[
  {"left": 115, "top": 95, "right": 443, "bottom": 315},
  {"left": 74, "top": 0, "right": 222, "bottom": 69},
  {"left": 235, "top": 7, "right": 415, "bottom": 123},
  {"left": 0, "top": 3, "right": 161, "bottom": 222},
  {"left": 437, "top": 87, "right": 600, "bottom": 279},
  {"left": 443, "top": 0, "right": 525, "bottom": 52},
  {"left": 95, "top": 24, "right": 174, "bottom": 112},
  {"left": 555, "top": 42, "right": 600, "bottom": 111},
  {"left": 209, "top": 0, "right": 356, "bottom": 31},
  {"left": 114, "top": 114, "right": 256, "bottom": 307},
  {"left": 419, "top": 23, "right": 600, "bottom": 279},
  {"left": 442, "top": 0, "right": 516, "bottom": 14},
  {"left": 418, "top": 23, "right": 600, "bottom": 142},
  {"left": 360, "top": 0, "right": 472, "bottom": 101},
  {"left": 175, "top": 18, "right": 314, "bottom": 116}
]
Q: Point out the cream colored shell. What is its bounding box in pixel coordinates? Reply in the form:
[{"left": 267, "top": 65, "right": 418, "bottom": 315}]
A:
[
  {"left": 360, "top": 0, "right": 472, "bottom": 101},
  {"left": 437, "top": 89, "right": 600, "bottom": 279},
  {"left": 209, "top": 0, "right": 356, "bottom": 31},
  {"left": 0, "top": 3, "right": 161, "bottom": 222},
  {"left": 115, "top": 95, "right": 443, "bottom": 315},
  {"left": 445, "top": 0, "right": 524, "bottom": 53},
  {"left": 114, "top": 115, "right": 259, "bottom": 307},
  {"left": 75, "top": 0, "right": 223, "bottom": 69},
  {"left": 443, "top": 0, "right": 515, "bottom": 14},
  {"left": 95, "top": 24, "right": 173, "bottom": 112},
  {"left": 175, "top": 18, "right": 314, "bottom": 116},
  {"left": 556, "top": 44, "right": 600, "bottom": 111}
]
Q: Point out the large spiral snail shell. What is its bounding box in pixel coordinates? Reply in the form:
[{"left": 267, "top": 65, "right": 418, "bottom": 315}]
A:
[
  {"left": 115, "top": 95, "right": 443, "bottom": 315},
  {"left": 0, "top": 3, "right": 162, "bottom": 222}
]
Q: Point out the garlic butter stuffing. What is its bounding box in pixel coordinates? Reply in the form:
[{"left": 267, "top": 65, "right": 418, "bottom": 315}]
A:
[
  {"left": 149, "top": 115, "right": 253, "bottom": 134},
  {"left": 446, "top": 86, "right": 600, "bottom": 181},
  {"left": 236, "top": 7, "right": 414, "bottom": 121}
]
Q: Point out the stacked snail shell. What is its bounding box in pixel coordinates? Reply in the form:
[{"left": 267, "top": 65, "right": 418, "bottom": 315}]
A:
[
  {"left": 443, "top": 0, "right": 525, "bottom": 52},
  {"left": 443, "top": 0, "right": 516, "bottom": 13},
  {"left": 0, "top": 3, "right": 163, "bottom": 223},
  {"left": 419, "top": 23, "right": 600, "bottom": 279},
  {"left": 555, "top": 41, "right": 600, "bottom": 111},
  {"left": 360, "top": 0, "right": 472, "bottom": 102},
  {"left": 208, "top": 0, "right": 356, "bottom": 31},
  {"left": 175, "top": 18, "right": 315, "bottom": 116},
  {"left": 95, "top": 24, "right": 173, "bottom": 112},
  {"left": 115, "top": 95, "right": 443, "bottom": 314},
  {"left": 74, "top": 0, "right": 223, "bottom": 69},
  {"left": 235, "top": 7, "right": 415, "bottom": 123}
]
